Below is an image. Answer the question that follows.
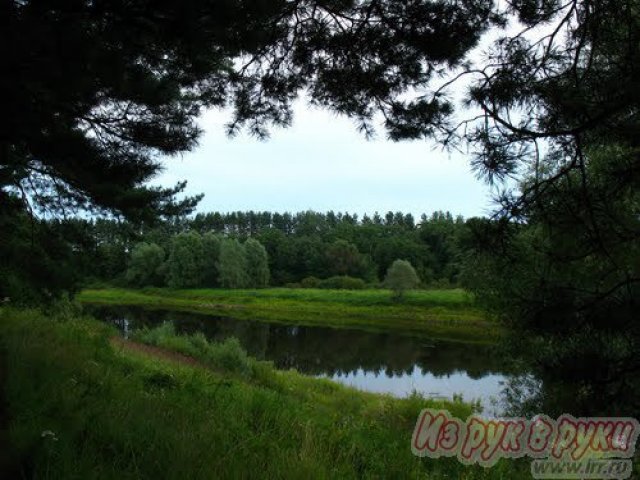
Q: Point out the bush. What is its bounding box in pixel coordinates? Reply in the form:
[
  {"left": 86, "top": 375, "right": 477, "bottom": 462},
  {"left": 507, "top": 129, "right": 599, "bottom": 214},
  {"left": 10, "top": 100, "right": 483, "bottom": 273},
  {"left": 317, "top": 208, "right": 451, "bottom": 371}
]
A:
[
  {"left": 132, "top": 322, "right": 252, "bottom": 376},
  {"left": 300, "top": 276, "right": 321, "bottom": 288},
  {"left": 134, "top": 320, "right": 176, "bottom": 344},
  {"left": 208, "top": 337, "right": 251, "bottom": 375},
  {"left": 318, "top": 276, "right": 366, "bottom": 290}
]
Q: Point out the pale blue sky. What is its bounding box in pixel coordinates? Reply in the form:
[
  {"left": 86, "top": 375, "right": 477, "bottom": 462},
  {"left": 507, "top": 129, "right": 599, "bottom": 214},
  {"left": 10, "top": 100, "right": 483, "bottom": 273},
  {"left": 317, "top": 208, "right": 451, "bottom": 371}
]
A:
[{"left": 156, "top": 101, "right": 494, "bottom": 219}]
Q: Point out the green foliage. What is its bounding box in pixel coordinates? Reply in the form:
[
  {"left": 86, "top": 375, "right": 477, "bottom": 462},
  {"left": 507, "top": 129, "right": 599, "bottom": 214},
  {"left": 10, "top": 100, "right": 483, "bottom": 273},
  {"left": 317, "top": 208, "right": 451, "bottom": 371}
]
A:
[
  {"left": 133, "top": 322, "right": 252, "bottom": 376},
  {"left": 201, "top": 232, "right": 222, "bottom": 287},
  {"left": 126, "top": 242, "right": 166, "bottom": 287},
  {"left": 94, "top": 243, "right": 128, "bottom": 282},
  {"left": 300, "top": 276, "right": 322, "bottom": 288},
  {"left": 217, "top": 239, "right": 248, "bottom": 288},
  {"left": 325, "top": 240, "right": 369, "bottom": 278},
  {"left": 167, "top": 232, "right": 204, "bottom": 289},
  {"left": 0, "top": 208, "right": 79, "bottom": 305},
  {"left": 244, "top": 238, "right": 270, "bottom": 288},
  {"left": 193, "top": 210, "right": 466, "bottom": 286},
  {"left": 1, "top": 205, "right": 475, "bottom": 308},
  {"left": 385, "top": 260, "right": 420, "bottom": 299},
  {"left": 177, "top": 210, "right": 465, "bottom": 286},
  {"left": 451, "top": 1, "right": 640, "bottom": 414},
  {"left": 373, "top": 235, "right": 433, "bottom": 284},
  {"left": 37, "top": 210, "right": 468, "bottom": 291},
  {"left": 461, "top": 144, "right": 640, "bottom": 416},
  {"left": 42, "top": 293, "right": 83, "bottom": 322},
  {"left": 131, "top": 320, "right": 176, "bottom": 346},
  {"left": 209, "top": 337, "right": 252, "bottom": 375}
]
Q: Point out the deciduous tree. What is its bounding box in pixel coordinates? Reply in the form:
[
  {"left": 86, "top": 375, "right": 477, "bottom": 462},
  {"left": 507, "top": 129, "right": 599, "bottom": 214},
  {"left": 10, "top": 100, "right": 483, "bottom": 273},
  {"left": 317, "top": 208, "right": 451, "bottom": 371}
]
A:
[
  {"left": 217, "top": 239, "right": 248, "bottom": 289},
  {"left": 167, "top": 232, "right": 203, "bottom": 288},
  {"left": 244, "top": 238, "right": 270, "bottom": 288},
  {"left": 384, "top": 260, "right": 420, "bottom": 299},
  {"left": 126, "top": 243, "right": 166, "bottom": 287},
  {"left": 201, "top": 232, "right": 222, "bottom": 287}
]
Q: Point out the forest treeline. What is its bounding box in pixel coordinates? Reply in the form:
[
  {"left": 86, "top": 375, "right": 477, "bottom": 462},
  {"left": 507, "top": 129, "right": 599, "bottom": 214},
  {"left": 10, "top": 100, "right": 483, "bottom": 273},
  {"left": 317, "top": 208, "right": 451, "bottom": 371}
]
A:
[{"left": 42, "top": 210, "right": 472, "bottom": 292}]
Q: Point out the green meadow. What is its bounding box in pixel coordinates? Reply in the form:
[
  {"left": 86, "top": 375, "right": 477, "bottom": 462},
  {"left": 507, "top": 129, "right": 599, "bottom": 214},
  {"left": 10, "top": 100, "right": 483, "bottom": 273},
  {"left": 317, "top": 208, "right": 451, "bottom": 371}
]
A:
[{"left": 79, "top": 288, "right": 500, "bottom": 344}]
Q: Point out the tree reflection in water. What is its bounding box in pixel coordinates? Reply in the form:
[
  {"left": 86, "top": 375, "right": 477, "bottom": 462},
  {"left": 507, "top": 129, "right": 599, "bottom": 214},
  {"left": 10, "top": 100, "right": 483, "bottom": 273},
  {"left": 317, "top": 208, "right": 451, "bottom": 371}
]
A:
[{"left": 87, "top": 305, "right": 523, "bottom": 413}]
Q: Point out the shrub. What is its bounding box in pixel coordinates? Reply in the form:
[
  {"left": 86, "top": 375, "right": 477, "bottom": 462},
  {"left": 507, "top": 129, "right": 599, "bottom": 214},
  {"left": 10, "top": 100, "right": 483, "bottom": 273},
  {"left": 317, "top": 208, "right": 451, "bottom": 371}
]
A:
[
  {"left": 135, "top": 321, "right": 176, "bottom": 345},
  {"left": 300, "top": 276, "right": 321, "bottom": 288},
  {"left": 132, "top": 322, "right": 252, "bottom": 376},
  {"left": 207, "top": 337, "right": 251, "bottom": 375}
]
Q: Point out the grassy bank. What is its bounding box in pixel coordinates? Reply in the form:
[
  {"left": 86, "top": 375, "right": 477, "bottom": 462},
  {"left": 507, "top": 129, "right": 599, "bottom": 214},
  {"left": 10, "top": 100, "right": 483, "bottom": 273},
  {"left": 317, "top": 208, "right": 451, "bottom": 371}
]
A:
[
  {"left": 79, "top": 288, "right": 501, "bottom": 344},
  {"left": 0, "top": 308, "right": 522, "bottom": 479}
]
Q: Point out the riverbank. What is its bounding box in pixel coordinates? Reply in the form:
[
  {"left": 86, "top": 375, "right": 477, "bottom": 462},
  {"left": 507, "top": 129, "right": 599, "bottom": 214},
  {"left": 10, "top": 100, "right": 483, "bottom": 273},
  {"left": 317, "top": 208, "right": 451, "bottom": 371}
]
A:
[
  {"left": 79, "top": 287, "right": 501, "bottom": 344},
  {"left": 0, "top": 308, "right": 522, "bottom": 478}
]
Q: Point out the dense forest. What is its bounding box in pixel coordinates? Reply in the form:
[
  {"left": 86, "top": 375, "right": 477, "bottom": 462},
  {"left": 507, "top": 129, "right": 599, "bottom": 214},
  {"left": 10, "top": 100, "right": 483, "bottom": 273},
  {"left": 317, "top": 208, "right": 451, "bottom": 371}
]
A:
[{"left": 32, "top": 210, "right": 471, "bottom": 293}]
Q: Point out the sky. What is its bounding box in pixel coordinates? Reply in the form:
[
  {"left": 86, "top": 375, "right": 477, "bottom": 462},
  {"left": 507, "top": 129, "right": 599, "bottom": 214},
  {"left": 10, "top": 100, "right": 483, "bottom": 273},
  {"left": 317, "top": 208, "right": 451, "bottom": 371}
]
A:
[{"left": 155, "top": 100, "right": 496, "bottom": 219}]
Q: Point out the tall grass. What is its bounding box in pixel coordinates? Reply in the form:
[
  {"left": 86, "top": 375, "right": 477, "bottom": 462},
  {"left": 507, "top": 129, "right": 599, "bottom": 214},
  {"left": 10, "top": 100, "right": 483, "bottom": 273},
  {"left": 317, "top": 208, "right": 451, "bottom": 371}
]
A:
[{"left": 133, "top": 322, "right": 252, "bottom": 376}]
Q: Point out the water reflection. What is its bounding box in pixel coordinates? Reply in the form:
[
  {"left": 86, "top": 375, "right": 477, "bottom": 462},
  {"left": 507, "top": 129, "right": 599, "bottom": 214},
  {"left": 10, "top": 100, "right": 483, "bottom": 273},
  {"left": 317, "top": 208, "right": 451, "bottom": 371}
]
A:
[{"left": 86, "top": 305, "right": 519, "bottom": 412}]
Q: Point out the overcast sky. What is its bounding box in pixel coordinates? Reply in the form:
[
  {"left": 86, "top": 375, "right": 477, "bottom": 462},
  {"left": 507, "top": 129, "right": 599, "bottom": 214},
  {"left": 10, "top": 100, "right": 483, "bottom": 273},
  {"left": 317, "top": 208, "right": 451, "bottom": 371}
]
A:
[{"left": 155, "top": 101, "right": 495, "bottom": 219}]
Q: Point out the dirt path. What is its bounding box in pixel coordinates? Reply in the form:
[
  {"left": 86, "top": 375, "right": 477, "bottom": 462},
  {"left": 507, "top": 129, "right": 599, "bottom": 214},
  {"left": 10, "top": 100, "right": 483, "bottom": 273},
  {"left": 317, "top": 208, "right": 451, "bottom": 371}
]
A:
[{"left": 110, "top": 337, "right": 208, "bottom": 370}]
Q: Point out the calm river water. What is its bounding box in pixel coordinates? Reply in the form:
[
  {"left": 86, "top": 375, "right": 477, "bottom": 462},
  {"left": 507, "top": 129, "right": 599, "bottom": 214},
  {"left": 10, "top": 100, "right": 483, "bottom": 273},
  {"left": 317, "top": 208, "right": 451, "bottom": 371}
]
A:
[{"left": 86, "top": 305, "right": 520, "bottom": 415}]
